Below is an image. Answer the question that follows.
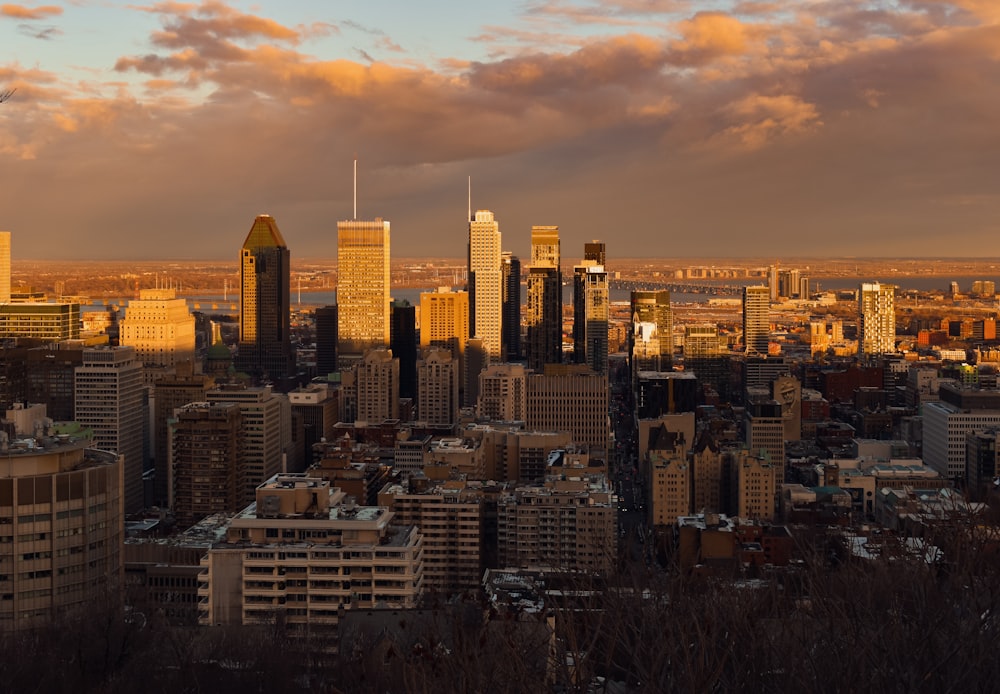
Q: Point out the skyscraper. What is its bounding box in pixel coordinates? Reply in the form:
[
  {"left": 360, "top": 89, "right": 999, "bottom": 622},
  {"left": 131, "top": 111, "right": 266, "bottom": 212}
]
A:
[
  {"left": 391, "top": 300, "right": 417, "bottom": 402},
  {"left": 314, "top": 305, "right": 338, "bottom": 377},
  {"left": 742, "top": 285, "right": 770, "bottom": 355},
  {"left": 629, "top": 290, "right": 673, "bottom": 375},
  {"left": 525, "top": 225, "right": 562, "bottom": 371},
  {"left": 573, "top": 262, "right": 609, "bottom": 374},
  {"left": 420, "top": 287, "right": 469, "bottom": 394},
  {"left": 859, "top": 282, "right": 896, "bottom": 356},
  {"left": 501, "top": 252, "right": 521, "bottom": 361},
  {"left": 355, "top": 348, "right": 399, "bottom": 423},
  {"left": 237, "top": 214, "right": 293, "bottom": 387},
  {"left": 417, "top": 347, "right": 459, "bottom": 426},
  {"left": 75, "top": 346, "right": 145, "bottom": 513},
  {"left": 337, "top": 218, "right": 391, "bottom": 361},
  {"left": 0, "top": 231, "right": 10, "bottom": 304},
  {"left": 468, "top": 210, "right": 503, "bottom": 359}
]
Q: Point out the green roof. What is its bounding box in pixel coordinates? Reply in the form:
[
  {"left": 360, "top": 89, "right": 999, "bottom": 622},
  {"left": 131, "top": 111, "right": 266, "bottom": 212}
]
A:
[{"left": 242, "top": 214, "right": 287, "bottom": 250}]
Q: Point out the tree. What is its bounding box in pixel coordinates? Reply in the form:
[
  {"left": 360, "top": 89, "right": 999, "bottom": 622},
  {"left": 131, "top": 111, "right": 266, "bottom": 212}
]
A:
[{"left": 0, "top": 88, "right": 14, "bottom": 103}]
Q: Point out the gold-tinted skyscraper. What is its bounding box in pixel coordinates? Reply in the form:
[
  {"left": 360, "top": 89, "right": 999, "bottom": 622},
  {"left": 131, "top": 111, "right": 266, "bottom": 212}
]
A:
[
  {"left": 337, "top": 218, "right": 391, "bottom": 360},
  {"left": 468, "top": 210, "right": 503, "bottom": 359},
  {"left": 238, "top": 214, "right": 293, "bottom": 386},
  {"left": 526, "top": 225, "right": 562, "bottom": 371},
  {"left": 0, "top": 231, "right": 10, "bottom": 303}
]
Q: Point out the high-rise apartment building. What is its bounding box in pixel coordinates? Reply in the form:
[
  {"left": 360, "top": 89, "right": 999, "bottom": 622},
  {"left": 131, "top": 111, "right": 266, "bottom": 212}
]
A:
[
  {"left": 206, "top": 385, "right": 292, "bottom": 507},
  {"left": 75, "top": 346, "right": 145, "bottom": 513},
  {"left": 168, "top": 402, "right": 242, "bottom": 528},
  {"left": 526, "top": 225, "right": 562, "bottom": 371},
  {"left": 859, "top": 282, "right": 896, "bottom": 357},
  {"left": 501, "top": 252, "right": 521, "bottom": 361},
  {"left": 477, "top": 363, "right": 528, "bottom": 422},
  {"left": 0, "top": 419, "right": 123, "bottom": 631},
  {"left": 355, "top": 348, "right": 399, "bottom": 423},
  {"left": 417, "top": 347, "right": 459, "bottom": 426},
  {"left": 119, "top": 288, "right": 196, "bottom": 371},
  {"left": 468, "top": 210, "right": 503, "bottom": 359},
  {"left": 151, "top": 366, "right": 213, "bottom": 506},
  {"left": 742, "top": 285, "right": 770, "bottom": 355},
  {"left": 629, "top": 290, "right": 672, "bottom": 374},
  {"left": 337, "top": 218, "right": 391, "bottom": 360},
  {"left": 237, "top": 214, "right": 293, "bottom": 387}
]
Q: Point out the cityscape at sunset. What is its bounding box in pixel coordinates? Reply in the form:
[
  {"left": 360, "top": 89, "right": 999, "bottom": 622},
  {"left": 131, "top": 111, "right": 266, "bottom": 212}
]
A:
[
  {"left": 5, "top": 2, "right": 1000, "bottom": 692},
  {"left": 3, "top": 0, "right": 1000, "bottom": 259}
]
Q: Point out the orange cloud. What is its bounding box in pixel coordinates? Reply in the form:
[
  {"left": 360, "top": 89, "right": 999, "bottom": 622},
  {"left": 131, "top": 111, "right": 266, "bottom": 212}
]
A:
[
  {"left": 0, "top": 3, "right": 61, "bottom": 20},
  {"left": 668, "top": 12, "right": 751, "bottom": 64},
  {"left": 720, "top": 94, "right": 823, "bottom": 148}
]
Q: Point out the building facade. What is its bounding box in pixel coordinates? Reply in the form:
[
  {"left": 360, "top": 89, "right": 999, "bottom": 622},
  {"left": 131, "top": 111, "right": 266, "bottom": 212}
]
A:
[
  {"left": 468, "top": 210, "right": 503, "bottom": 359},
  {"left": 119, "top": 288, "right": 196, "bottom": 370},
  {"left": 742, "top": 285, "right": 770, "bottom": 356},
  {"left": 858, "top": 282, "right": 896, "bottom": 357},
  {"left": 337, "top": 218, "right": 391, "bottom": 359}
]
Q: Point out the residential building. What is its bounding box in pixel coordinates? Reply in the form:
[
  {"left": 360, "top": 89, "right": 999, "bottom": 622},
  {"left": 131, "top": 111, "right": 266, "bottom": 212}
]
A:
[
  {"left": 417, "top": 347, "right": 460, "bottom": 426},
  {"left": 859, "top": 282, "right": 896, "bottom": 357},
  {"left": 742, "top": 285, "right": 770, "bottom": 355},
  {"left": 354, "top": 348, "right": 399, "bottom": 423},
  {"left": 478, "top": 363, "right": 528, "bottom": 423}
]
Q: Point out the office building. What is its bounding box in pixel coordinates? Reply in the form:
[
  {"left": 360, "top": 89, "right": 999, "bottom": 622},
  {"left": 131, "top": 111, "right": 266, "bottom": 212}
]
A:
[
  {"left": 119, "top": 288, "right": 196, "bottom": 370},
  {"left": 923, "top": 400, "right": 1000, "bottom": 480},
  {"left": 197, "top": 474, "right": 423, "bottom": 635},
  {"left": 420, "top": 287, "right": 468, "bottom": 394},
  {"left": 859, "top": 282, "right": 896, "bottom": 357},
  {"left": 390, "top": 300, "right": 417, "bottom": 402},
  {"left": 168, "top": 402, "right": 242, "bottom": 529},
  {"left": 464, "top": 337, "right": 489, "bottom": 408},
  {"left": 637, "top": 371, "right": 699, "bottom": 418},
  {"left": 742, "top": 285, "right": 770, "bottom": 355},
  {"left": 573, "top": 257, "right": 609, "bottom": 375},
  {"left": 206, "top": 385, "right": 292, "bottom": 507},
  {"left": 0, "top": 231, "right": 9, "bottom": 303},
  {"left": 314, "top": 305, "right": 338, "bottom": 377},
  {"left": 0, "top": 419, "right": 122, "bottom": 631},
  {"left": 630, "top": 290, "right": 672, "bottom": 374},
  {"left": 75, "top": 346, "right": 145, "bottom": 513},
  {"left": 417, "top": 347, "right": 459, "bottom": 426},
  {"left": 0, "top": 302, "right": 81, "bottom": 341},
  {"left": 467, "top": 210, "right": 503, "bottom": 359},
  {"left": 525, "top": 225, "right": 562, "bottom": 371},
  {"left": 745, "top": 405, "right": 785, "bottom": 482},
  {"left": 526, "top": 364, "right": 609, "bottom": 452},
  {"left": 337, "top": 218, "right": 391, "bottom": 359},
  {"left": 501, "top": 252, "right": 521, "bottom": 361},
  {"left": 237, "top": 214, "right": 293, "bottom": 387},
  {"left": 0, "top": 343, "right": 82, "bottom": 421}
]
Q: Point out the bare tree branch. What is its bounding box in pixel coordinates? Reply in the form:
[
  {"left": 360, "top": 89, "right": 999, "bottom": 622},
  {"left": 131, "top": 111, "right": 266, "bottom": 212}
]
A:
[{"left": 0, "top": 89, "right": 15, "bottom": 103}]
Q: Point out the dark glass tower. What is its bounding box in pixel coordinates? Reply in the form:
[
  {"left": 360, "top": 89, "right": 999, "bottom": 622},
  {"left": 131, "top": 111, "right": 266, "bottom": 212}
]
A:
[
  {"left": 502, "top": 252, "right": 521, "bottom": 362},
  {"left": 391, "top": 299, "right": 417, "bottom": 402},
  {"left": 237, "top": 214, "right": 293, "bottom": 388},
  {"left": 315, "top": 304, "right": 338, "bottom": 378}
]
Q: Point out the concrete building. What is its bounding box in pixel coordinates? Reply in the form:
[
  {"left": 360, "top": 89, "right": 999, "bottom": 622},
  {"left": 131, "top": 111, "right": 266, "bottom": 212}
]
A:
[
  {"left": 0, "top": 418, "right": 123, "bottom": 631},
  {"left": 237, "top": 214, "right": 293, "bottom": 387},
  {"left": 168, "top": 402, "right": 242, "bottom": 528},
  {"left": 417, "top": 347, "right": 459, "bottom": 427},
  {"left": 151, "top": 367, "right": 214, "bottom": 506},
  {"left": 337, "top": 218, "right": 391, "bottom": 360},
  {"left": 288, "top": 382, "right": 338, "bottom": 459},
  {"left": 197, "top": 474, "right": 423, "bottom": 637},
  {"left": 379, "top": 477, "right": 484, "bottom": 594},
  {"left": 478, "top": 363, "right": 528, "bottom": 423},
  {"left": 355, "top": 348, "right": 399, "bottom": 424},
  {"left": 859, "top": 282, "right": 896, "bottom": 357},
  {"left": 119, "top": 288, "right": 196, "bottom": 371},
  {"left": 74, "top": 346, "right": 145, "bottom": 513},
  {"left": 733, "top": 450, "right": 776, "bottom": 522},
  {"left": 923, "top": 400, "right": 1000, "bottom": 480},
  {"left": 206, "top": 385, "right": 292, "bottom": 507},
  {"left": 647, "top": 430, "right": 690, "bottom": 527},
  {"left": 526, "top": 365, "right": 609, "bottom": 453},
  {"left": 468, "top": 210, "right": 504, "bottom": 359},
  {"left": 497, "top": 472, "right": 617, "bottom": 573},
  {"left": 0, "top": 302, "right": 81, "bottom": 342},
  {"left": 742, "top": 285, "right": 770, "bottom": 355},
  {"left": 746, "top": 406, "right": 786, "bottom": 483},
  {"left": 967, "top": 428, "right": 1000, "bottom": 497}
]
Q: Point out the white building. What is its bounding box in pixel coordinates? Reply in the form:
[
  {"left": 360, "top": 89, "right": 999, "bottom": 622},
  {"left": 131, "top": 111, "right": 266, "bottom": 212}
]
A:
[
  {"left": 922, "top": 400, "right": 1000, "bottom": 480},
  {"left": 468, "top": 210, "right": 503, "bottom": 359},
  {"left": 119, "top": 288, "right": 196, "bottom": 370},
  {"left": 859, "top": 282, "right": 896, "bottom": 356}
]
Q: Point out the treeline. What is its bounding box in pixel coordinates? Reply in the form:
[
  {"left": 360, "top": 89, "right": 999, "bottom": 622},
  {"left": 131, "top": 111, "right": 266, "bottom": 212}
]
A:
[{"left": 4, "top": 525, "right": 1000, "bottom": 693}]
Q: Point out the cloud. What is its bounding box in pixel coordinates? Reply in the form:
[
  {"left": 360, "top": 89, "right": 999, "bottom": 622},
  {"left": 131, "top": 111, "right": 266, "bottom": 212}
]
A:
[
  {"left": 0, "top": 3, "right": 61, "bottom": 20},
  {"left": 719, "top": 94, "right": 823, "bottom": 149}
]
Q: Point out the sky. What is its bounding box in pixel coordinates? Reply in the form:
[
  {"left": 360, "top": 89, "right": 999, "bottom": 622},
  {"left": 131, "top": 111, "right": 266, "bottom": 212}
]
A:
[{"left": 2, "top": 0, "right": 1000, "bottom": 261}]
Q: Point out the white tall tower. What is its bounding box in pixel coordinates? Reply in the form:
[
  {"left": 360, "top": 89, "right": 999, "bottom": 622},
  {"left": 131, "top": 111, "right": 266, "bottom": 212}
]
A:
[
  {"left": 468, "top": 210, "right": 503, "bottom": 359},
  {"left": 859, "top": 282, "right": 896, "bottom": 356},
  {"left": 119, "top": 288, "right": 196, "bottom": 371}
]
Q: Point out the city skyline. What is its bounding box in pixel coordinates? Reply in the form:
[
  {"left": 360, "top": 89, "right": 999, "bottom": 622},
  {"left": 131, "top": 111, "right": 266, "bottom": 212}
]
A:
[{"left": 3, "top": 1, "right": 1000, "bottom": 260}]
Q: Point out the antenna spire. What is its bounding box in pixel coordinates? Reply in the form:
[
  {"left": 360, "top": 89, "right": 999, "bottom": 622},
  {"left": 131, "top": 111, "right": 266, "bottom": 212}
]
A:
[
  {"left": 468, "top": 175, "right": 471, "bottom": 223},
  {"left": 353, "top": 156, "right": 357, "bottom": 220}
]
